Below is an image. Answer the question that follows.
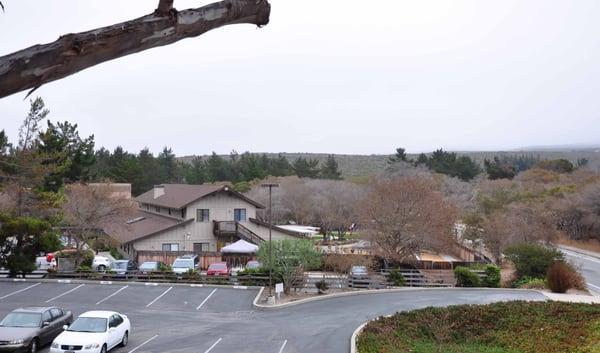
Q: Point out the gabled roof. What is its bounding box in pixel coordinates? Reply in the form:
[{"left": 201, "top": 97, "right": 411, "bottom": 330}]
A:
[
  {"left": 106, "top": 209, "right": 192, "bottom": 244},
  {"left": 135, "top": 184, "right": 265, "bottom": 210}
]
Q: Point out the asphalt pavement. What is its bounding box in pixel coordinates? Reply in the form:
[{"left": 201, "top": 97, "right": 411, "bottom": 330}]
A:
[
  {"left": 559, "top": 246, "right": 600, "bottom": 294},
  {"left": 0, "top": 281, "right": 546, "bottom": 353}
]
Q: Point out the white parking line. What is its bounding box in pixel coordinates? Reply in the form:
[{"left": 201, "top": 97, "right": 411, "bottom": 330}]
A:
[
  {"left": 196, "top": 288, "right": 217, "bottom": 310},
  {"left": 146, "top": 286, "right": 173, "bottom": 307},
  {"left": 127, "top": 334, "right": 158, "bottom": 353},
  {"left": 278, "top": 339, "right": 288, "bottom": 353},
  {"left": 0, "top": 283, "right": 41, "bottom": 300},
  {"left": 96, "top": 285, "right": 129, "bottom": 305},
  {"left": 203, "top": 337, "right": 222, "bottom": 353},
  {"left": 45, "top": 284, "right": 85, "bottom": 302}
]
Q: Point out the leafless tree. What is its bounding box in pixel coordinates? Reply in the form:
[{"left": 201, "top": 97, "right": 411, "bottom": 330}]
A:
[
  {"left": 0, "top": 0, "right": 271, "bottom": 98},
  {"left": 62, "top": 183, "right": 136, "bottom": 265},
  {"left": 361, "top": 177, "right": 457, "bottom": 263}
]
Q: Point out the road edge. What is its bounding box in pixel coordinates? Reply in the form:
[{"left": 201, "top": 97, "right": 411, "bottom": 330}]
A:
[
  {"left": 253, "top": 287, "right": 547, "bottom": 309},
  {"left": 350, "top": 321, "right": 368, "bottom": 353}
]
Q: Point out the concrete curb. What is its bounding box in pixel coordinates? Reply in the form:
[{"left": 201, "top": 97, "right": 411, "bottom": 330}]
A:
[
  {"left": 0, "top": 277, "right": 261, "bottom": 290},
  {"left": 252, "top": 286, "right": 548, "bottom": 309},
  {"left": 350, "top": 321, "right": 368, "bottom": 353},
  {"left": 252, "top": 286, "right": 265, "bottom": 307}
]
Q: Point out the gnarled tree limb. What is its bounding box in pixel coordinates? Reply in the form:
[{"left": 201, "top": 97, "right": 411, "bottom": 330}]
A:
[{"left": 0, "top": 0, "right": 270, "bottom": 99}]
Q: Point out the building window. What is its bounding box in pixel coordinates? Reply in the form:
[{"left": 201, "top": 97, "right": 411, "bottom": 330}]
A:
[
  {"left": 181, "top": 209, "right": 186, "bottom": 218},
  {"left": 145, "top": 204, "right": 149, "bottom": 210},
  {"left": 168, "top": 208, "right": 172, "bottom": 215},
  {"left": 155, "top": 206, "right": 160, "bottom": 213},
  {"left": 162, "top": 243, "right": 179, "bottom": 251},
  {"left": 234, "top": 208, "right": 246, "bottom": 222},
  {"left": 196, "top": 209, "right": 209, "bottom": 222},
  {"left": 193, "top": 242, "right": 210, "bottom": 253}
]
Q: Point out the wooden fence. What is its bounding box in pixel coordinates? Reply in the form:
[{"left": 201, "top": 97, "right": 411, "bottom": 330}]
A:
[{"left": 135, "top": 251, "right": 222, "bottom": 270}]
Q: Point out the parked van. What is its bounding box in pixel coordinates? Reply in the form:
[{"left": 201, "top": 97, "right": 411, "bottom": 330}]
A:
[{"left": 172, "top": 255, "right": 199, "bottom": 274}]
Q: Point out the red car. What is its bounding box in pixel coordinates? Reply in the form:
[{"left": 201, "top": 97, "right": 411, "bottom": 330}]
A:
[{"left": 206, "top": 262, "right": 230, "bottom": 276}]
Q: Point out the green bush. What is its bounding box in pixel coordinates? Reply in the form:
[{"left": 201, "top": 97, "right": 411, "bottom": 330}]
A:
[
  {"left": 55, "top": 249, "right": 94, "bottom": 267},
  {"left": 513, "top": 276, "right": 546, "bottom": 289},
  {"left": 109, "top": 248, "right": 124, "bottom": 260},
  {"left": 158, "top": 263, "right": 172, "bottom": 272},
  {"left": 388, "top": 269, "right": 406, "bottom": 287},
  {"left": 76, "top": 265, "right": 92, "bottom": 272},
  {"left": 454, "top": 266, "right": 481, "bottom": 287},
  {"left": 482, "top": 265, "right": 501, "bottom": 288},
  {"left": 504, "top": 243, "right": 563, "bottom": 279}
]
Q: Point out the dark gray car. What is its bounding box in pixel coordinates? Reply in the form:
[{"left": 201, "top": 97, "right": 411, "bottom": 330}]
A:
[{"left": 0, "top": 306, "right": 72, "bottom": 353}]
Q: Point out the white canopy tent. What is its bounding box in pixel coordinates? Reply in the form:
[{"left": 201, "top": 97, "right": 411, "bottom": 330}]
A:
[{"left": 220, "top": 239, "right": 259, "bottom": 254}]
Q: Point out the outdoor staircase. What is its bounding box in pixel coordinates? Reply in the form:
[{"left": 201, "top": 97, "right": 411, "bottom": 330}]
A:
[{"left": 213, "top": 221, "right": 265, "bottom": 245}]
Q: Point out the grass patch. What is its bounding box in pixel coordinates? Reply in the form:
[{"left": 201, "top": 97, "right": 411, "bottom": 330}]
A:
[{"left": 357, "top": 301, "right": 600, "bottom": 353}]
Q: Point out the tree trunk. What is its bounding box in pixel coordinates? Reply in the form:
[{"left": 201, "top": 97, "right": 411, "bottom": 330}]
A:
[{"left": 0, "top": 0, "right": 270, "bottom": 98}]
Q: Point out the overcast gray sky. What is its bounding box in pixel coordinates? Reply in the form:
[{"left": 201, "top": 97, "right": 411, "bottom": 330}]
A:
[{"left": 1, "top": 0, "right": 599, "bottom": 156}]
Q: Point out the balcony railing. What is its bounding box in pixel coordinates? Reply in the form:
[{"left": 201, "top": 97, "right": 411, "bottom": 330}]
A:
[{"left": 213, "top": 221, "right": 264, "bottom": 245}]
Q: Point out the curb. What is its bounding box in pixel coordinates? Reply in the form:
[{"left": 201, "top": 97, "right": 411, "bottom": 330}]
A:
[
  {"left": 252, "top": 286, "right": 547, "bottom": 309},
  {"left": 350, "top": 321, "right": 368, "bottom": 353},
  {"left": 558, "top": 245, "right": 600, "bottom": 261},
  {"left": 0, "top": 277, "right": 261, "bottom": 290}
]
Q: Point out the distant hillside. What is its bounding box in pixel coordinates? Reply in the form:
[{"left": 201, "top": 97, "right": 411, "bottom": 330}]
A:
[{"left": 179, "top": 149, "right": 600, "bottom": 178}]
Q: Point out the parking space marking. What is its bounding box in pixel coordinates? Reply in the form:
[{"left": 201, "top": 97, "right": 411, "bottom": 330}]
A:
[
  {"left": 96, "top": 285, "right": 129, "bottom": 305},
  {"left": 127, "top": 334, "right": 158, "bottom": 353},
  {"left": 45, "top": 284, "right": 85, "bottom": 302},
  {"left": 196, "top": 288, "right": 217, "bottom": 310},
  {"left": 203, "top": 337, "right": 222, "bottom": 353},
  {"left": 278, "top": 340, "right": 288, "bottom": 353},
  {"left": 0, "top": 282, "right": 41, "bottom": 300},
  {"left": 146, "top": 286, "right": 173, "bottom": 307}
]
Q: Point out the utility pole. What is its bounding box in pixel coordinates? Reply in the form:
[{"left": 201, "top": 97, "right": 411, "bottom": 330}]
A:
[{"left": 261, "top": 182, "right": 279, "bottom": 298}]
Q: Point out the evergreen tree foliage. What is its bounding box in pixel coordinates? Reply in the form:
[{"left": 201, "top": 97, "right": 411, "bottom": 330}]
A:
[{"left": 320, "top": 154, "right": 342, "bottom": 179}]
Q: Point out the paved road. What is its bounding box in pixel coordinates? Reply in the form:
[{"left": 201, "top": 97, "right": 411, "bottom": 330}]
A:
[
  {"left": 0, "top": 282, "right": 545, "bottom": 353},
  {"left": 560, "top": 246, "right": 600, "bottom": 294}
]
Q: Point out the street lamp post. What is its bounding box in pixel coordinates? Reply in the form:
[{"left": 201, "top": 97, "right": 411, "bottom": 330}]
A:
[{"left": 261, "top": 182, "right": 279, "bottom": 298}]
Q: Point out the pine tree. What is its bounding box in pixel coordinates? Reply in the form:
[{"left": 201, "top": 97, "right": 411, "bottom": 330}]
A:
[{"left": 320, "top": 154, "right": 342, "bottom": 179}]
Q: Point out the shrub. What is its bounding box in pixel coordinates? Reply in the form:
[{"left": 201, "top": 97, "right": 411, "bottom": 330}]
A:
[
  {"left": 482, "top": 264, "right": 501, "bottom": 288},
  {"left": 546, "top": 261, "right": 583, "bottom": 293},
  {"left": 504, "top": 243, "right": 563, "bottom": 279},
  {"left": 513, "top": 276, "right": 547, "bottom": 289},
  {"left": 315, "top": 279, "right": 329, "bottom": 294},
  {"left": 109, "top": 248, "right": 124, "bottom": 260},
  {"left": 454, "top": 266, "right": 481, "bottom": 287},
  {"left": 158, "top": 263, "right": 172, "bottom": 272},
  {"left": 55, "top": 249, "right": 94, "bottom": 267},
  {"left": 388, "top": 269, "right": 406, "bottom": 287},
  {"left": 76, "top": 265, "right": 92, "bottom": 272}
]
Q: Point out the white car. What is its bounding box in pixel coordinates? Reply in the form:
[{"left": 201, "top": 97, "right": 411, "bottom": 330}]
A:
[
  {"left": 92, "top": 256, "right": 111, "bottom": 271},
  {"left": 50, "top": 311, "right": 130, "bottom": 353}
]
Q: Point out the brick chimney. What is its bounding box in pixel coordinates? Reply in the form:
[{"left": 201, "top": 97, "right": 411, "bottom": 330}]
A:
[{"left": 153, "top": 185, "right": 165, "bottom": 199}]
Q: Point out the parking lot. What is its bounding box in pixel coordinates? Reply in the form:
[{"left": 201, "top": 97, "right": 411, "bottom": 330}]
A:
[{"left": 0, "top": 281, "right": 289, "bottom": 353}]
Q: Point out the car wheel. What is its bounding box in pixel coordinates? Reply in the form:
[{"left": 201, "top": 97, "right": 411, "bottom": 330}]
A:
[
  {"left": 97, "top": 265, "right": 106, "bottom": 272},
  {"left": 120, "top": 331, "right": 129, "bottom": 347},
  {"left": 29, "top": 338, "right": 38, "bottom": 353},
  {"left": 100, "top": 344, "right": 107, "bottom": 353}
]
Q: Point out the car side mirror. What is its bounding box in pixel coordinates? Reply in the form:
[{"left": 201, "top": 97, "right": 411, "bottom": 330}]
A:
[
  {"left": 42, "top": 321, "right": 50, "bottom": 327},
  {"left": 62, "top": 324, "right": 68, "bottom": 330}
]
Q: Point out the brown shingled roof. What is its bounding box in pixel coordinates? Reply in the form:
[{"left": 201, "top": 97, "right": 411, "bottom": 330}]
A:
[
  {"left": 106, "top": 210, "right": 192, "bottom": 244},
  {"left": 135, "top": 184, "right": 265, "bottom": 210}
]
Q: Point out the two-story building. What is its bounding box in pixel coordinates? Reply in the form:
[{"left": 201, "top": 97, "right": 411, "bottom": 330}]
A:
[{"left": 109, "top": 184, "right": 306, "bottom": 264}]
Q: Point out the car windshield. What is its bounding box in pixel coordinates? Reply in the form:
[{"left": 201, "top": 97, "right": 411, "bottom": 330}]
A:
[
  {"left": 352, "top": 266, "right": 367, "bottom": 273},
  {"left": 210, "top": 263, "right": 226, "bottom": 270},
  {"left": 111, "top": 261, "right": 128, "bottom": 269},
  {"left": 246, "top": 262, "right": 260, "bottom": 269},
  {"left": 140, "top": 262, "right": 157, "bottom": 270},
  {"left": 173, "top": 259, "right": 193, "bottom": 268},
  {"left": 0, "top": 312, "right": 41, "bottom": 328},
  {"left": 67, "top": 317, "right": 107, "bottom": 333}
]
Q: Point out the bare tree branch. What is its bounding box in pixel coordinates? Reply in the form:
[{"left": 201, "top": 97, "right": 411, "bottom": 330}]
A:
[
  {"left": 156, "top": 0, "right": 175, "bottom": 15},
  {"left": 0, "top": 0, "right": 271, "bottom": 99}
]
